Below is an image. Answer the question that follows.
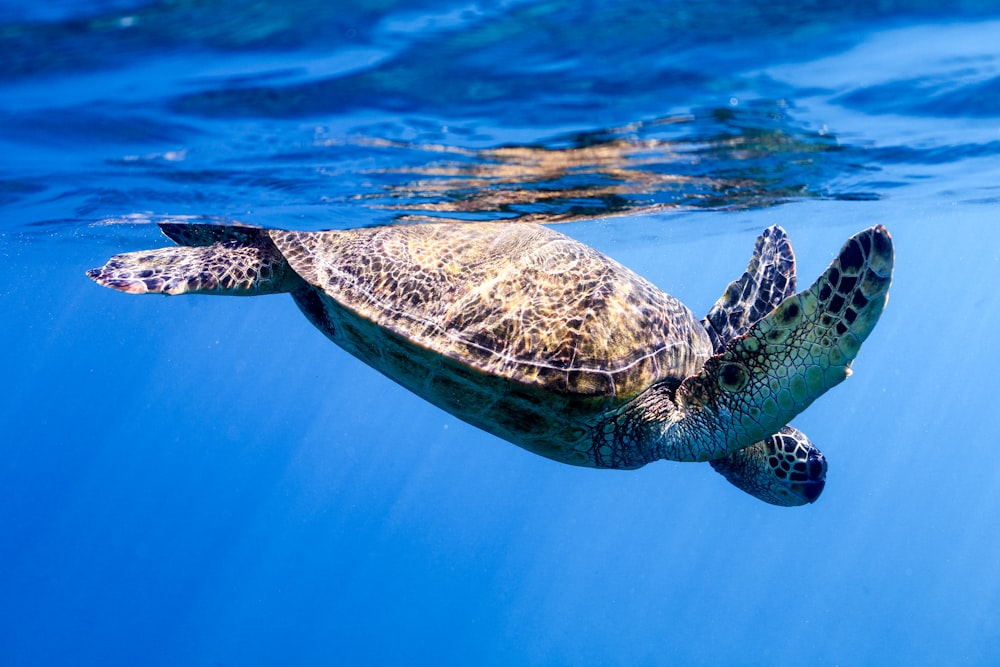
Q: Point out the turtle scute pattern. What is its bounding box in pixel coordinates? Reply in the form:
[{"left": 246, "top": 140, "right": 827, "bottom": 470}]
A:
[{"left": 269, "top": 222, "right": 713, "bottom": 402}]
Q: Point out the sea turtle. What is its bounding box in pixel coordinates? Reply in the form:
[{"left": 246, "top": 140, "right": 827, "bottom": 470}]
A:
[{"left": 87, "top": 220, "right": 893, "bottom": 506}]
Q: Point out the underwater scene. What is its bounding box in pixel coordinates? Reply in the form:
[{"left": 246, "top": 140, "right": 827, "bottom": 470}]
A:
[{"left": 2, "top": 1, "right": 1000, "bottom": 664}]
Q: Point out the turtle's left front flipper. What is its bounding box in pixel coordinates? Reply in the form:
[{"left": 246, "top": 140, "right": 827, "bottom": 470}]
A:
[{"left": 676, "top": 225, "right": 893, "bottom": 457}]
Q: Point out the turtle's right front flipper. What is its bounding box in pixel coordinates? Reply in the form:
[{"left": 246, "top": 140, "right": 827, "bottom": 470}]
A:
[
  {"left": 702, "top": 224, "right": 797, "bottom": 353},
  {"left": 87, "top": 225, "right": 300, "bottom": 296},
  {"left": 665, "top": 225, "right": 893, "bottom": 461}
]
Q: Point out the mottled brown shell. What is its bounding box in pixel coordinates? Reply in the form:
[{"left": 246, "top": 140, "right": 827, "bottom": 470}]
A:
[{"left": 270, "top": 222, "right": 712, "bottom": 408}]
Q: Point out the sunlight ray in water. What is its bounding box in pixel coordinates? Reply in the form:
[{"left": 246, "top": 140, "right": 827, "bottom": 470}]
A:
[{"left": 3, "top": 1, "right": 1000, "bottom": 665}]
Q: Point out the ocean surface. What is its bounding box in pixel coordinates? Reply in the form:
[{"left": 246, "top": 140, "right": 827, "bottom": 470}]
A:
[{"left": 2, "top": 1, "right": 999, "bottom": 665}]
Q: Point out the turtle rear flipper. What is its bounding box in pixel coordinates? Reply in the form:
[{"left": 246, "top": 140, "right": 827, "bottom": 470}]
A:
[
  {"left": 158, "top": 221, "right": 269, "bottom": 247},
  {"left": 673, "top": 225, "right": 893, "bottom": 458},
  {"left": 86, "top": 227, "right": 300, "bottom": 296}
]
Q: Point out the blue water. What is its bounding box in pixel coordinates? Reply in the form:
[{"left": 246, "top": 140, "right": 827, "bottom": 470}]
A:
[{"left": 2, "top": 1, "right": 1000, "bottom": 664}]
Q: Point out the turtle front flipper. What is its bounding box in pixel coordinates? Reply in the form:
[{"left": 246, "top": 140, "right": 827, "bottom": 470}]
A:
[
  {"left": 702, "top": 224, "right": 797, "bottom": 353},
  {"left": 664, "top": 225, "right": 893, "bottom": 461},
  {"left": 87, "top": 225, "right": 301, "bottom": 296},
  {"left": 710, "top": 425, "right": 827, "bottom": 506}
]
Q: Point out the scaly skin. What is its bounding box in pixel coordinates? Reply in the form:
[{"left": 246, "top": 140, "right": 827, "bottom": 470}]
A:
[
  {"left": 702, "top": 224, "right": 797, "bottom": 353},
  {"left": 700, "top": 226, "right": 826, "bottom": 505},
  {"left": 86, "top": 232, "right": 298, "bottom": 296},
  {"left": 710, "top": 426, "right": 827, "bottom": 506},
  {"left": 649, "top": 225, "right": 893, "bottom": 462}
]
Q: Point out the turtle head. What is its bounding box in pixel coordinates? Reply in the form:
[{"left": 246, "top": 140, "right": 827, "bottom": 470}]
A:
[
  {"left": 709, "top": 425, "right": 826, "bottom": 506},
  {"left": 658, "top": 224, "right": 892, "bottom": 464}
]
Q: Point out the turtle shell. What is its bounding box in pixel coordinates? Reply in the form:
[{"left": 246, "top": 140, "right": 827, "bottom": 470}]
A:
[{"left": 269, "top": 222, "right": 713, "bottom": 460}]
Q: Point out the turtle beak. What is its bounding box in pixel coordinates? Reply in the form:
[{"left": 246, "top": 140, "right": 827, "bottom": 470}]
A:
[
  {"left": 797, "top": 478, "right": 825, "bottom": 503},
  {"left": 791, "top": 451, "right": 827, "bottom": 504}
]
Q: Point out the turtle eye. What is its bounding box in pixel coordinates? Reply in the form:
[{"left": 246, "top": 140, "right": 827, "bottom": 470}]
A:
[{"left": 717, "top": 362, "right": 748, "bottom": 392}]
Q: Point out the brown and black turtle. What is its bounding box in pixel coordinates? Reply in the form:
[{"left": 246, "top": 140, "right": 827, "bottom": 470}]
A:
[{"left": 88, "top": 220, "right": 893, "bottom": 505}]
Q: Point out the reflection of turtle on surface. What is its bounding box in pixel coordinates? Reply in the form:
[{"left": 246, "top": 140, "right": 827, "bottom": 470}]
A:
[{"left": 88, "top": 220, "right": 893, "bottom": 506}]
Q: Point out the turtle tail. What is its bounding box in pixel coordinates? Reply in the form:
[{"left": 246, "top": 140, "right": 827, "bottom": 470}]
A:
[{"left": 86, "top": 224, "right": 298, "bottom": 296}]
